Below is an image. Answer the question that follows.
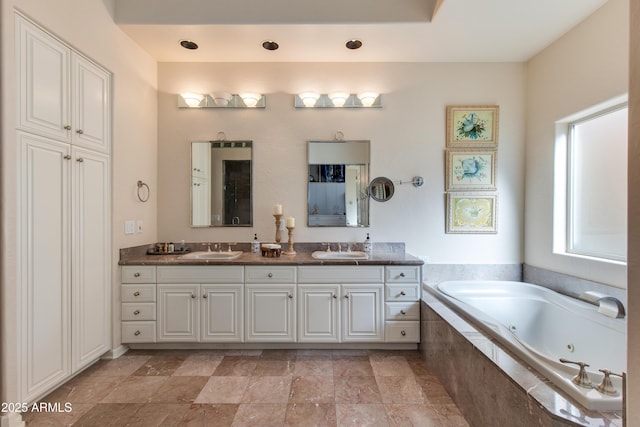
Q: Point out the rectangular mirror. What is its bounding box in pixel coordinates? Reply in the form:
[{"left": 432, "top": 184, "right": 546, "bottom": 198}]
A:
[
  {"left": 308, "top": 140, "right": 370, "bottom": 227},
  {"left": 191, "top": 140, "right": 252, "bottom": 227}
]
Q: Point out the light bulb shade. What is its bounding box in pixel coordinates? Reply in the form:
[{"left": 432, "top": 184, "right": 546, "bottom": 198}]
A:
[
  {"left": 181, "top": 92, "right": 204, "bottom": 107},
  {"left": 300, "top": 92, "right": 320, "bottom": 107},
  {"left": 329, "top": 92, "right": 349, "bottom": 107},
  {"left": 240, "top": 93, "right": 261, "bottom": 107},
  {"left": 357, "top": 92, "right": 379, "bottom": 107},
  {"left": 211, "top": 91, "right": 233, "bottom": 106}
]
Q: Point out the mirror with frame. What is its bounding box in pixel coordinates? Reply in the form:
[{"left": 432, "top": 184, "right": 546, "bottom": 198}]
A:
[
  {"left": 191, "top": 140, "right": 252, "bottom": 227},
  {"left": 308, "top": 140, "right": 370, "bottom": 227}
]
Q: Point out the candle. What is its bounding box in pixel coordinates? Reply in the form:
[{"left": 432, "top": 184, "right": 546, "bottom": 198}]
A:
[
  {"left": 273, "top": 204, "right": 283, "bottom": 215},
  {"left": 286, "top": 216, "right": 295, "bottom": 228}
]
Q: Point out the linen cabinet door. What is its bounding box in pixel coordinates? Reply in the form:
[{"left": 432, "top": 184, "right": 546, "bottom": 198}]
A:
[
  {"left": 298, "top": 284, "right": 340, "bottom": 343},
  {"left": 201, "top": 284, "right": 243, "bottom": 342},
  {"left": 245, "top": 285, "right": 296, "bottom": 342},
  {"left": 342, "top": 284, "right": 384, "bottom": 342},
  {"left": 157, "top": 285, "right": 199, "bottom": 342}
]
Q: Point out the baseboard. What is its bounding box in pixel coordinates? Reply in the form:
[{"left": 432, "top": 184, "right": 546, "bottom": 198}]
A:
[
  {"left": 0, "top": 412, "right": 25, "bottom": 427},
  {"left": 100, "top": 345, "right": 129, "bottom": 360}
]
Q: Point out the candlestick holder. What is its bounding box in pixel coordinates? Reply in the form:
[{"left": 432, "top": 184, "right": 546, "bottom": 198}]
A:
[
  {"left": 283, "top": 226, "right": 296, "bottom": 255},
  {"left": 273, "top": 214, "right": 283, "bottom": 243}
]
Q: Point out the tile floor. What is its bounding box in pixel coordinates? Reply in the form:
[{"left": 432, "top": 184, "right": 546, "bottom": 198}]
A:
[{"left": 22, "top": 349, "right": 470, "bottom": 427}]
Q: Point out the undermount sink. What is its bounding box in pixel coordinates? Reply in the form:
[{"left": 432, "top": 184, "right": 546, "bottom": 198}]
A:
[
  {"left": 179, "top": 250, "right": 243, "bottom": 260},
  {"left": 311, "top": 251, "right": 369, "bottom": 260}
]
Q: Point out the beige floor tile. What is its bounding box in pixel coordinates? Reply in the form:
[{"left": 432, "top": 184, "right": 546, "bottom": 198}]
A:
[
  {"left": 83, "top": 355, "right": 151, "bottom": 377},
  {"left": 21, "top": 402, "right": 94, "bottom": 426},
  {"left": 176, "top": 403, "right": 239, "bottom": 426},
  {"left": 213, "top": 357, "right": 258, "bottom": 376},
  {"left": 132, "top": 356, "right": 187, "bottom": 376},
  {"left": 100, "top": 376, "right": 168, "bottom": 403},
  {"left": 148, "top": 376, "right": 210, "bottom": 403},
  {"left": 370, "top": 360, "right": 415, "bottom": 377},
  {"left": 332, "top": 359, "right": 374, "bottom": 376},
  {"left": 376, "top": 376, "right": 424, "bottom": 404},
  {"left": 292, "top": 359, "right": 333, "bottom": 376},
  {"left": 231, "top": 403, "right": 287, "bottom": 427},
  {"left": 385, "top": 404, "right": 443, "bottom": 427},
  {"left": 42, "top": 376, "right": 122, "bottom": 404},
  {"left": 289, "top": 376, "right": 335, "bottom": 404},
  {"left": 253, "top": 359, "right": 296, "bottom": 376},
  {"left": 241, "top": 376, "right": 292, "bottom": 403},
  {"left": 336, "top": 403, "right": 390, "bottom": 427},
  {"left": 194, "top": 376, "right": 250, "bottom": 404},
  {"left": 173, "top": 358, "right": 222, "bottom": 376},
  {"left": 334, "top": 376, "right": 382, "bottom": 404},
  {"left": 284, "top": 403, "right": 337, "bottom": 427}
]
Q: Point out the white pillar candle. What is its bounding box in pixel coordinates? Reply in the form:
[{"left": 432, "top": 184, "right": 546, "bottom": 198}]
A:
[
  {"left": 274, "top": 204, "right": 283, "bottom": 215},
  {"left": 286, "top": 216, "right": 295, "bottom": 228}
]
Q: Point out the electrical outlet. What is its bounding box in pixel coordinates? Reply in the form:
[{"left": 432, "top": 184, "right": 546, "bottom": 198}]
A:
[
  {"left": 124, "top": 220, "right": 135, "bottom": 235},
  {"left": 136, "top": 220, "right": 143, "bottom": 233}
]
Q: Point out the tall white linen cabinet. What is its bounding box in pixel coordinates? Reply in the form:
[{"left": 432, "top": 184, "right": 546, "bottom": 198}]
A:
[{"left": 15, "top": 13, "right": 112, "bottom": 403}]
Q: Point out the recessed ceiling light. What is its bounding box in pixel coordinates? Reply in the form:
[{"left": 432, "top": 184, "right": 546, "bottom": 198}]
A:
[
  {"left": 262, "top": 40, "right": 279, "bottom": 51},
  {"left": 180, "top": 40, "right": 199, "bottom": 50},
  {"left": 346, "top": 39, "right": 363, "bottom": 50}
]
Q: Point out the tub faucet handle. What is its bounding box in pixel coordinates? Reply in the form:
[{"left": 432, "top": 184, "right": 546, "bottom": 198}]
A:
[
  {"left": 559, "top": 358, "right": 593, "bottom": 388},
  {"left": 597, "top": 369, "right": 623, "bottom": 396}
]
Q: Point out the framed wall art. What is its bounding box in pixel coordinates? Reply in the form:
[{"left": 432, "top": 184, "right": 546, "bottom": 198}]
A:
[
  {"left": 446, "top": 193, "right": 497, "bottom": 234},
  {"left": 445, "top": 149, "right": 497, "bottom": 191},
  {"left": 446, "top": 105, "right": 499, "bottom": 147}
]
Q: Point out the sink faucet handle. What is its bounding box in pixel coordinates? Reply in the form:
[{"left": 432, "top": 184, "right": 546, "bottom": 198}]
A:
[
  {"left": 347, "top": 243, "right": 352, "bottom": 252},
  {"left": 202, "top": 242, "right": 212, "bottom": 252},
  {"left": 559, "top": 358, "right": 593, "bottom": 388},
  {"left": 227, "top": 242, "right": 236, "bottom": 251},
  {"left": 322, "top": 243, "right": 332, "bottom": 252},
  {"left": 597, "top": 369, "right": 623, "bottom": 396}
]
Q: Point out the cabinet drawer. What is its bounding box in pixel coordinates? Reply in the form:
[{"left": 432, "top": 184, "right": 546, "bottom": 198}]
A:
[
  {"left": 122, "top": 266, "right": 156, "bottom": 283},
  {"left": 384, "top": 321, "right": 420, "bottom": 343},
  {"left": 121, "top": 302, "right": 156, "bottom": 321},
  {"left": 121, "top": 284, "right": 156, "bottom": 302},
  {"left": 386, "top": 266, "right": 421, "bottom": 283},
  {"left": 245, "top": 266, "right": 297, "bottom": 283},
  {"left": 157, "top": 266, "right": 244, "bottom": 283},
  {"left": 298, "top": 266, "right": 384, "bottom": 284},
  {"left": 121, "top": 321, "right": 156, "bottom": 343},
  {"left": 384, "top": 302, "right": 420, "bottom": 321},
  {"left": 385, "top": 284, "right": 420, "bottom": 301}
]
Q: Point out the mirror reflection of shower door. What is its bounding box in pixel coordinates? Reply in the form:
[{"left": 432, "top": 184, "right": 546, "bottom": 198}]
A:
[{"left": 223, "top": 160, "right": 251, "bottom": 225}]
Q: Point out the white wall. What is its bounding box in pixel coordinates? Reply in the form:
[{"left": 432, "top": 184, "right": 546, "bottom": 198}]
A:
[
  {"left": 157, "top": 62, "right": 526, "bottom": 263},
  {"left": 1, "top": 0, "right": 158, "bottom": 403},
  {"left": 525, "top": 0, "right": 629, "bottom": 288}
]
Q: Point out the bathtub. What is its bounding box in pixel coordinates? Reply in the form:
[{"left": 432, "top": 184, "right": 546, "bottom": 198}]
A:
[{"left": 428, "top": 280, "right": 626, "bottom": 412}]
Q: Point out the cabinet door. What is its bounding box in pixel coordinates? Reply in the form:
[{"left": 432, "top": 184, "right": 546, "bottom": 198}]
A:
[
  {"left": 246, "top": 285, "right": 295, "bottom": 342},
  {"left": 19, "top": 132, "right": 71, "bottom": 401},
  {"left": 157, "top": 285, "right": 199, "bottom": 342},
  {"left": 298, "top": 285, "right": 340, "bottom": 343},
  {"left": 201, "top": 285, "right": 243, "bottom": 342},
  {"left": 71, "top": 54, "right": 110, "bottom": 153},
  {"left": 342, "top": 285, "right": 384, "bottom": 342},
  {"left": 71, "top": 148, "right": 110, "bottom": 371},
  {"left": 17, "top": 16, "right": 71, "bottom": 142}
]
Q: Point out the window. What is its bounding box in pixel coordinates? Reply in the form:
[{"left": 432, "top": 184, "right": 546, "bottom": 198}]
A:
[{"left": 557, "top": 102, "right": 627, "bottom": 262}]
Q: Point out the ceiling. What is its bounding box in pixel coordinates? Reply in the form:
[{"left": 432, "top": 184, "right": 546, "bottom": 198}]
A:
[{"left": 114, "top": 0, "right": 608, "bottom": 63}]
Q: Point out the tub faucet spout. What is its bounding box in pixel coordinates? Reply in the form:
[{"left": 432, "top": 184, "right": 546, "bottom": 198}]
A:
[{"left": 578, "top": 291, "right": 626, "bottom": 318}]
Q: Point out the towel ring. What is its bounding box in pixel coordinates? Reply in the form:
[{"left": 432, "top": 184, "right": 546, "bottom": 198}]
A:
[{"left": 137, "top": 180, "right": 150, "bottom": 202}]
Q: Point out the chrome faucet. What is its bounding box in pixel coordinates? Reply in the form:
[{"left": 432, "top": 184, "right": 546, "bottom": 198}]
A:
[
  {"left": 578, "top": 291, "right": 626, "bottom": 318},
  {"left": 559, "top": 359, "right": 593, "bottom": 388}
]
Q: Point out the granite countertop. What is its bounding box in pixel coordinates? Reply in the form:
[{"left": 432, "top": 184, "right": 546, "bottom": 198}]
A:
[{"left": 119, "top": 242, "right": 424, "bottom": 266}]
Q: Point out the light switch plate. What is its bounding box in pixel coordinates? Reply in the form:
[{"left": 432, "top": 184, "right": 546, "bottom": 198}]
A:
[{"left": 124, "top": 220, "right": 135, "bottom": 235}]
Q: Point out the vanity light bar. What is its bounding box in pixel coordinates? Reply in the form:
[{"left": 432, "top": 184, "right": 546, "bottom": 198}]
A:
[
  {"left": 294, "top": 93, "right": 382, "bottom": 108},
  {"left": 178, "top": 93, "right": 266, "bottom": 109}
]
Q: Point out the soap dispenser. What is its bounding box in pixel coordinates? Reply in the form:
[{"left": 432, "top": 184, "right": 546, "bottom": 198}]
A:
[
  {"left": 364, "top": 233, "right": 372, "bottom": 254},
  {"left": 252, "top": 234, "right": 261, "bottom": 254}
]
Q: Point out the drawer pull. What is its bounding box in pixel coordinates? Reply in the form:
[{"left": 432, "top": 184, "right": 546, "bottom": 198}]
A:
[
  {"left": 268, "top": 273, "right": 273, "bottom": 278},
  {"left": 288, "top": 294, "right": 293, "bottom": 299},
  {"left": 133, "top": 310, "right": 140, "bottom": 315},
  {"left": 134, "top": 272, "right": 141, "bottom": 277},
  {"left": 401, "top": 330, "right": 406, "bottom": 336},
  {"left": 203, "top": 294, "right": 208, "bottom": 299},
  {"left": 344, "top": 294, "right": 350, "bottom": 299},
  {"left": 191, "top": 293, "right": 196, "bottom": 299},
  {"left": 133, "top": 291, "right": 141, "bottom": 296},
  {"left": 134, "top": 330, "right": 141, "bottom": 336},
  {"left": 400, "top": 291, "right": 406, "bottom": 296},
  {"left": 400, "top": 272, "right": 406, "bottom": 277},
  {"left": 332, "top": 294, "right": 337, "bottom": 299},
  {"left": 400, "top": 310, "right": 406, "bottom": 315}
]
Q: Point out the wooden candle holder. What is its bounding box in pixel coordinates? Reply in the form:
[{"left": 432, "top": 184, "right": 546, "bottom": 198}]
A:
[
  {"left": 283, "top": 226, "right": 296, "bottom": 255},
  {"left": 273, "top": 214, "right": 283, "bottom": 243}
]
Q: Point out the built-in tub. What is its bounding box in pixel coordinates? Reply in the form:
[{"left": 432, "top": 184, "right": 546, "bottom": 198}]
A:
[{"left": 427, "top": 280, "right": 626, "bottom": 412}]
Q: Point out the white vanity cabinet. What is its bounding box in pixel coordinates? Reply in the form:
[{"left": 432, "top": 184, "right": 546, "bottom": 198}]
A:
[
  {"left": 245, "top": 267, "right": 297, "bottom": 342},
  {"left": 298, "top": 266, "right": 385, "bottom": 342},
  {"left": 155, "top": 266, "right": 244, "bottom": 343},
  {"left": 384, "top": 266, "right": 421, "bottom": 342}
]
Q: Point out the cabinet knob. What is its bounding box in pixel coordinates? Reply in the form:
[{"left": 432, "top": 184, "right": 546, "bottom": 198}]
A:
[
  {"left": 400, "top": 291, "right": 406, "bottom": 296},
  {"left": 63, "top": 155, "right": 72, "bottom": 160},
  {"left": 133, "top": 310, "right": 140, "bottom": 315},
  {"left": 76, "top": 157, "right": 84, "bottom": 163},
  {"left": 191, "top": 293, "right": 196, "bottom": 299},
  {"left": 64, "top": 125, "right": 72, "bottom": 130},
  {"left": 134, "top": 272, "right": 141, "bottom": 277},
  {"left": 400, "top": 272, "right": 406, "bottom": 277},
  {"left": 268, "top": 273, "right": 273, "bottom": 278},
  {"left": 134, "top": 330, "right": 141, "bottom": 336},
  {"left": 400, "top": 310, "right": 406, "bottom": 315},
  {"left": 344, "top": 294, "right": 350, "bottom": 299},
  {"left": 288, "top": 294, "right": 293, "bottom": 299},
  {"left": 76, "top": 129, "right": 84, "bottom": 134},
  {"left": 133, "top": 291, "right": 140, "bottom": 296},
  {"left": 332, "top": 294, "right": 337, "bottom": 299},
  {"left": 401, "top": 330, "right": 406, "bottom": 336},
  {"left": 203, "top": 294, "right": 208, "bottom": 299}
]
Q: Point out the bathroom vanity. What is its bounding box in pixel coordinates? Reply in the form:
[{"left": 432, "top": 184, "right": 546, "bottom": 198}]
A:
[{"left": 119, "top": 245, "right": 422, "bottom": 347}]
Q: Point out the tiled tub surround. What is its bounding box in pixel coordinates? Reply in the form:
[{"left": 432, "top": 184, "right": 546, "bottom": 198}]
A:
[
  {"left": 21, "top": 349, "right": 470, "bottom": 426},
  {"left": 421, "top": 288, "right": 623, "bottom": 427}
]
